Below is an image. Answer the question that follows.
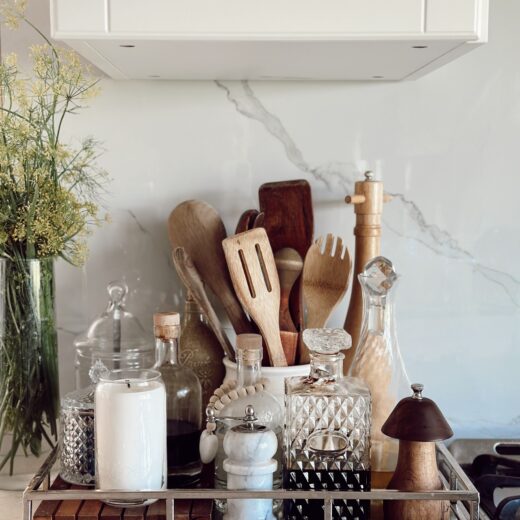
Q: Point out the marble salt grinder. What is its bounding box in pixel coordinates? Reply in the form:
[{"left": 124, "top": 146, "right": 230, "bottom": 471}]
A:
[{"left": 223, "top": 405, "right": 277, "bottom": 520}]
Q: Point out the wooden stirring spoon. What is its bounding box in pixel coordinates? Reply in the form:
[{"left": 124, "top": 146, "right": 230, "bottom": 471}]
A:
[
  {"left": 168, "top": 200, "right": 252, "bottom": 335},
  {"left": 274, "top": 248, "right": 303, "bottom": 333}
]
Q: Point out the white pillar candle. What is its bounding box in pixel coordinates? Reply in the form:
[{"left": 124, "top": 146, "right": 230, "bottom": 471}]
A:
[{"left": 95, "top": 369, "right": 166, "bottom": 506}]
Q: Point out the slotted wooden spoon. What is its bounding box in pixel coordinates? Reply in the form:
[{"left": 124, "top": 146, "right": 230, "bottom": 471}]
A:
[
  {"left": 222, "top": 228, "right": 287, "bottom": 367},
  {"left": 301, "top": 234, "right": 351, "bottom": 363}
]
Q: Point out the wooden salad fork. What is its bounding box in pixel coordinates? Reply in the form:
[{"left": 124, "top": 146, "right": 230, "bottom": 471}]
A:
[{"left": 300, "top": 234, "right": 351, "bottom": 362}]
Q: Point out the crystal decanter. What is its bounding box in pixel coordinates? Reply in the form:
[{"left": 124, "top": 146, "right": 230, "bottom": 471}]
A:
[
  {"left": 285, "top": 328, "right": 371, "bottom": 520},
  {"left": 350, "top": 256, "right": 410, "bottom": 473}
]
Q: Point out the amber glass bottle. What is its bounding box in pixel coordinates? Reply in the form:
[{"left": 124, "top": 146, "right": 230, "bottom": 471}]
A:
[{"left": 179, "top": 293, "right": 225, "bottom": 413}]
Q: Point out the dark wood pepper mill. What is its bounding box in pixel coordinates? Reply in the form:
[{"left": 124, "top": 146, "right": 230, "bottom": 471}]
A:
[
  {"left": 343, "top": 171, "right": 391, "bottom": 373},
  {"left": 381, "top": 383, "right": 454, "bottom": 520}
]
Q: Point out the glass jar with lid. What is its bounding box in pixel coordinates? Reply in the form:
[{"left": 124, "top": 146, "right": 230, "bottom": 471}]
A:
[
  {"left": 74, "top": 281, "right": 154, "bottom": 390},
  {"left": 60, "top": 384, "right": 95, "bottom": 486}
]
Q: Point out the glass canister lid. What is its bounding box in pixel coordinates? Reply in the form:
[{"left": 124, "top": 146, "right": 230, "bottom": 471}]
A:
[
  {"left": 74, "top": 281, "right": 152, "bottom": 355},
  {"left": 302, "top": 328, "right": 352, "bottom": 356},
  {"left": 61, "top": 384, "right": 95, "bottom": 411}
]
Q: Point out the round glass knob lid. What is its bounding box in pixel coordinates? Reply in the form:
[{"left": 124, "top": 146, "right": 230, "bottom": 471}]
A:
[{"left": 302, "top": 328, "right": 352, "bottom": 355}]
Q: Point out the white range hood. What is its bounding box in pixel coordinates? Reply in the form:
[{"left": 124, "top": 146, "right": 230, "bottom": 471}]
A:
[{"left": 50, "top": 0, "right": 488, "bottom": 81}]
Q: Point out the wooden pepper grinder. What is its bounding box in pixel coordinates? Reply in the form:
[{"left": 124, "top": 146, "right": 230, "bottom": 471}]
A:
[
  {"left": 343, "top": 171, "right": 391, "bottom": 372},
  {"left": 382, "top": 383, "right": 454, "bottom": 520}
]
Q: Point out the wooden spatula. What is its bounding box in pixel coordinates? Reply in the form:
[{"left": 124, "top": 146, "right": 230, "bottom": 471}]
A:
[
  {"left": 301, "top": 234, "right": 351, "bottom": 362},
  {"left": 259, "top": 180, "right": 314, "bottom": 331},
  {"left": 168, "top": 200, "right": 252, "bottom": 335},
  {"left": 172, "top": 247, "right": 235, "bottom": 362},
  {"left": 222, "top": 228, "right": 287, "bottom": 367},
  {"left": 259, "top": 180, "right": 313, "bottom": 257}
]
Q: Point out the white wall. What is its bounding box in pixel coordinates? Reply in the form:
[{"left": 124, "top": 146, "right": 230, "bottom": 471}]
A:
[{"left": 4, "top": 1, "right": 520, "bottom": 437}]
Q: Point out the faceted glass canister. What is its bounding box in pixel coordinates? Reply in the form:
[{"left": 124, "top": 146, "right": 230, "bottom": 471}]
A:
[
  {"left": 74, "top": 281, "right": 154, "bottom": 390},
  {"left": 350, "top": 256, "right": 411, "bottom": 473},
  {"left": 153, "top": 312, "right": 202, "bottom": 487},
  {"left": 285, "top": 328, "right": 371, "bottom": 520},
  {"left": 60, "top": 385, "right": 95, "bottom": 485}
]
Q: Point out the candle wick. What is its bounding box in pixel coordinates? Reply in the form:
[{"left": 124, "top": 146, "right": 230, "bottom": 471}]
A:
[{"left": 126, "top": 380, "right": 130, "bottom": 389}]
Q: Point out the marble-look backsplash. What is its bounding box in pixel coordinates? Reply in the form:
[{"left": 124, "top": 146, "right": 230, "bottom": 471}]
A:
[{"left": 5, "top": 1, "right": 520, "bottom": 437}]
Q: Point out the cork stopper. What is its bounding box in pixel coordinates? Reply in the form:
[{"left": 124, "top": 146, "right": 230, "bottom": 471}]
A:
[
  {"left": 153, "top": 312, "right": 180, "bottom": 339},
  {"left": 236, "top": 334, "right": 262, "bottom": 351},
  {"left": 236, "top": 333, "right": 262, "bottom": 363}
]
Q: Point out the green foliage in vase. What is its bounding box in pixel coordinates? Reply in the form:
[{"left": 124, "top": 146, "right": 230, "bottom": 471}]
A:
[{"left": 0, "top": 0, "right": 107, "bottom": 474}]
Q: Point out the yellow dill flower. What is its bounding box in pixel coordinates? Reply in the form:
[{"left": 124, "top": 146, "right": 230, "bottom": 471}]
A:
[{"left": 0, "top": 3, "right": 107, "bottom": 266}]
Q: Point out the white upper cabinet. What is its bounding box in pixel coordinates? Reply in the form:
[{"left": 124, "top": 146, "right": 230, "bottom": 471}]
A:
[{"left": 50, "top": 0, "right": 489, "bottom": 80}]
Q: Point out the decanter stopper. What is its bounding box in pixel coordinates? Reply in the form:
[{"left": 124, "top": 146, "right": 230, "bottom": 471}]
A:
[
  {"left": 302, "top": 328, "right": 352, "bottom": 356},
  {"left": 361, "top": 256, "right": 398, "bottom": 298}
]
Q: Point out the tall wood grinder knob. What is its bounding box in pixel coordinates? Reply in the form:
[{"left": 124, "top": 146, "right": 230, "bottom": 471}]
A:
[{"left": 343, "top": 171, "right": 392, "bottom": 373}]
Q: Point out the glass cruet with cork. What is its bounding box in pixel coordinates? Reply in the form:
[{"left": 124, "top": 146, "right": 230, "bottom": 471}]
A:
[
  {"left": 349, "top": 256, "right": 411, "bottom": 475},
  {"left": 74, "top": 281, "right": 154, "bottom": 389},
  {"left": 153, "top": 311, "right": 202, "bottom": 487}
]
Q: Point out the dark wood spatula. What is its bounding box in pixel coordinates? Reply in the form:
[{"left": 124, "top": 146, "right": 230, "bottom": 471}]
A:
[{"left": 259, "top": 179, "right": 314, "bottom": 334}]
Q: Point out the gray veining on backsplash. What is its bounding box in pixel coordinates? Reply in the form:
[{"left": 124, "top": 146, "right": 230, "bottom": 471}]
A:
[
  {"left": 216, "top": 80, "right": 520, "bottom": 309},
  {"left": 216, "top": 80, "right": 357, "bottom": 191}
]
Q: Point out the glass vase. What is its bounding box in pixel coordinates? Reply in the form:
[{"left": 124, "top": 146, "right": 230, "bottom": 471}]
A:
[{"left": 0, "top": 258, "right": 59, "bottom": 488}]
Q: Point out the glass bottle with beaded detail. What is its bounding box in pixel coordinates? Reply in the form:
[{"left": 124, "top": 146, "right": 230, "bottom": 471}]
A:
[
  {"left": 153, "top": 312, "right": 202, "bottom": 488},
  {"left": 214, "top": 334, "right": 283, "bottom": 493},
  {"left": 285, "top": 328, "right": 371, "bottom": 520}
]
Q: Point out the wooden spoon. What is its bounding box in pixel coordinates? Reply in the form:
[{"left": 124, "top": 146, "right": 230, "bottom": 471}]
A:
[
  {"left": 274, "top": 248, "right": 303, "bottom": 333},
  {"left": 172, "top": 247, "right": 235, "bottom": 362},
  {"left": 168, "top": 200, "right": 252, "bottom": 335},
  {"left": 235, "top": 209, "right": 259, "bottom": 234},
  {"left": 301, "top": 234, "right": 351, "bottom": 363},
  {"left": 235, "top": 210, "right": 265, "bottom": 234},
  {"left": 274, "top": 248, "right": 302, "bottom": 366},
  {"left": 222, "top": 228, "right": 287, "bottom": 367}
]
